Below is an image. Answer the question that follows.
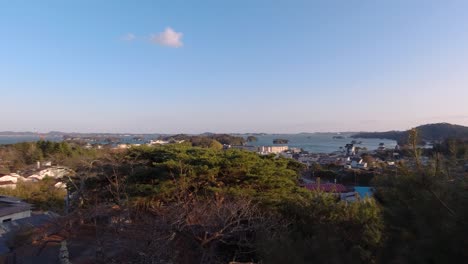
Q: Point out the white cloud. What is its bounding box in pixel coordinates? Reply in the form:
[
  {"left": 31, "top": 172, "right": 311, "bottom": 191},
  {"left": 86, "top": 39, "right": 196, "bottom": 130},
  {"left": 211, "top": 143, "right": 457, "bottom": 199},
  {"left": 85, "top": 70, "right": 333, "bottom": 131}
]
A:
[
  {"left": 150, "top": 27, "right": 183, "bottom": 48},
  {"left": 121, "top": 33, "right": 136, "bottom": 41}
]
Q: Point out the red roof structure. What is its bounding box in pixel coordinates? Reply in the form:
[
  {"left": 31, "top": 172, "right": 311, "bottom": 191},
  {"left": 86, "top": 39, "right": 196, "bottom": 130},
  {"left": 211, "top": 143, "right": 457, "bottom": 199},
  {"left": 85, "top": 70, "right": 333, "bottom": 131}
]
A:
[{"left": 304, "top": 183, "right": 347, "bottom": 193}]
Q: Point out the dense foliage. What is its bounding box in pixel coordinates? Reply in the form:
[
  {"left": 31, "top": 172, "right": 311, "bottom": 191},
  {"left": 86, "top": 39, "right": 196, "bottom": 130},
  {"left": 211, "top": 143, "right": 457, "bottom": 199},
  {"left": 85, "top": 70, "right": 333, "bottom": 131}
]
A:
[
  {"left": 0, "top": 140, "right": 98, "bottom": 173},
  {"left": 0, "top": 179, "right": 66, "bottom": 212},
  {"left": 55, "top": 144, "right": 385, "bottom": 263},
  {"left": 124, "top": 145, "right": 306, "bottom": 205},
  {"left": 0, "top": 138, "right": 466, "bottom": 263},
  {"left": 373, "top": 166, "right": 468, "bottom": 263}
]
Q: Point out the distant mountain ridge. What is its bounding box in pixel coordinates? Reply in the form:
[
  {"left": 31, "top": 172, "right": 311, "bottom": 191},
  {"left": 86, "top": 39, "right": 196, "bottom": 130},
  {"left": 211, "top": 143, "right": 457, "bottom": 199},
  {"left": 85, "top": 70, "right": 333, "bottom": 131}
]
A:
[{"left": 351, "top": 123, "right": 468, "bottom": 145}]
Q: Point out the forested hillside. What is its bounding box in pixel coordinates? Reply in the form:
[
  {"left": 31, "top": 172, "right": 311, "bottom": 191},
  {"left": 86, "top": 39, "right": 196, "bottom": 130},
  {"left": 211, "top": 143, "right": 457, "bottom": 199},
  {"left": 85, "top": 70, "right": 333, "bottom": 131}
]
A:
[{"left": 352, "top": 123, "right": 468, "bottom": 145}]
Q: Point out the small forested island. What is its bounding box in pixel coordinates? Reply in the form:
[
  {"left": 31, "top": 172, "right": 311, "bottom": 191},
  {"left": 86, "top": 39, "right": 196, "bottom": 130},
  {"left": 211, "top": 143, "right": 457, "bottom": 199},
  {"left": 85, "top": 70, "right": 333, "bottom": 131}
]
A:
[
  {"left": 163, "top": 133, "right": 246, "bottom": 147},
  {"left": 246, "top": 136, "right": 258, "bottom": 142},
  {"left": 273, "top": 138, "right": 289, "bottom": 144}
]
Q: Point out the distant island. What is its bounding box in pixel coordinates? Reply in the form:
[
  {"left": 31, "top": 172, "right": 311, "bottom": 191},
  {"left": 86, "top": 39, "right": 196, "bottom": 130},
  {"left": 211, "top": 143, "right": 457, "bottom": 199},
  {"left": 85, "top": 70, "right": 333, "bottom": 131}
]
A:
[
  {"left": 162, "top": 133, "right": 246, "bottom": 146},
  {"left": 246, "top": 136, "right": 258, "bottom": 142},
  {"left": 273, "top": 138, "right": 289, "bottom": 144},
  {"left": 3, "top": 123, "right": 468, "bottom": 147},
  {"left": 351, "top": 123, "right": 468, "bottom": 145}
]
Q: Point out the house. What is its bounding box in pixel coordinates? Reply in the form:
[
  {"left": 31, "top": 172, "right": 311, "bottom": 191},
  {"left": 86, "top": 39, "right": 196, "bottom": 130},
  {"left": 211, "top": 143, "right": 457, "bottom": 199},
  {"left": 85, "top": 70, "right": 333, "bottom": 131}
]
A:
[
  {"left": 0, "top": 196, "right": 31, "bottom": 223},
  {"left": 377, "top": 143, "right": 386, "bottom": 152},
  {"left": 358, "top": 163, "right": 368, "bottom": 169},
  {"left": 168, "top": 139, "right": 185, "bottom": 144},
  {"left": 149, "top": 139, "right": 169, "bottom": 145},
  {"left": 350, "top": 158, "right": 368, "bottom": 169},
  {"left": 289, "top": 148, "right": 302, "bottom": 153},
  {"left": 350, "top": 157, "right": 362, "bottom": 167},
  {"left": 116, "top": 144, "right": 130, "bottom": 149}
]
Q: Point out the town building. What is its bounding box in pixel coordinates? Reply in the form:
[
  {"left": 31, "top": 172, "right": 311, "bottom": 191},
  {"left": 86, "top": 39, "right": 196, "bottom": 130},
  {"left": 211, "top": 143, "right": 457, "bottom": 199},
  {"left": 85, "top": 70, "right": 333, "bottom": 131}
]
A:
[
  {"left": 350, "top": 158, "right": 368, "bottom": 169},
  {"left": 149, "top": 139, "right": 169, "bottom": 145},
  {"left": 257, "top": 146, "right": 289, "bottom": 154},
  {"left": 116, "top": 144, "right": 131, "bottom": 149}
]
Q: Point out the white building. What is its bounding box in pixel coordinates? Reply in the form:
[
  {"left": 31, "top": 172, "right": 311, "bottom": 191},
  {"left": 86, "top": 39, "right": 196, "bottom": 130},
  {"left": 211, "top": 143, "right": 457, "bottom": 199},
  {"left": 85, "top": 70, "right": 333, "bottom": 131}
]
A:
[
  {"left": 350, "top": 158, "right": 368, "bottom": 169},
  {"left": 149, "top": 139, "right": 169, "bottom": 145},
  {"left": 116, "top": 144, "right": 131, "bottom": 149},
  {"left": 258, "top": 146, "right": 289, "bottom": 154}
]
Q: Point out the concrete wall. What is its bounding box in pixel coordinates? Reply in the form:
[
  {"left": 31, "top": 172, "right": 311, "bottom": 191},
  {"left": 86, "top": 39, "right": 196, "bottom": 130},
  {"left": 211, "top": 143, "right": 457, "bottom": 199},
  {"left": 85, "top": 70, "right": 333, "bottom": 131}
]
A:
[{"left": 0, "top": 210, "right": 31, "bottom": 223}]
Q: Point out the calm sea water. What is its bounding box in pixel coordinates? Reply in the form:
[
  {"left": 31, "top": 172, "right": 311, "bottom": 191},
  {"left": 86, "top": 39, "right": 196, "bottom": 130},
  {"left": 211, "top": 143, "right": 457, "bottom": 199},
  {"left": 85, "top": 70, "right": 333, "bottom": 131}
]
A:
[
  {"left": 0, "top": 136, "right": 62, "bottom": 145},
  {"left": 244, "top": 133, "right": 396, "bottom": 153},
  {"left": 0, "top": 133, "right": 396, "bottom": 153}
]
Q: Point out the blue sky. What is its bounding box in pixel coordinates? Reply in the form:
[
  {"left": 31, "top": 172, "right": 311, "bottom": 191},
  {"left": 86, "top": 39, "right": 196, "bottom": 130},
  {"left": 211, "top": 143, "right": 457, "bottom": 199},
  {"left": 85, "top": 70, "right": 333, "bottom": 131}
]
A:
[{"left": 1, "top": 0, "right": 468, "bottom": 133}]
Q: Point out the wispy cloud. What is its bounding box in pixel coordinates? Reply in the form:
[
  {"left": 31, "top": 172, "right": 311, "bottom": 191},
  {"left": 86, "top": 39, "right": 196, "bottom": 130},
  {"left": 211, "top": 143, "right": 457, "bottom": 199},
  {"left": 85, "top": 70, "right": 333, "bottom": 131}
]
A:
[
  {"left": 149, "top": 27, "right": 183, "bottom": 48},
  {"left": 121, "top": 33, "right": 136, "bottom": 41}
]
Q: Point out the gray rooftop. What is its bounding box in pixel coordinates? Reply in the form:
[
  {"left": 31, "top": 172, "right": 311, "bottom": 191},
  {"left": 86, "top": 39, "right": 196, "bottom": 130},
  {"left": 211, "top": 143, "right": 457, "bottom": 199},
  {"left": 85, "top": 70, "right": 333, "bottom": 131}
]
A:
[{"left": 0, "top": 196, "right": 31, "bottom": 218}]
